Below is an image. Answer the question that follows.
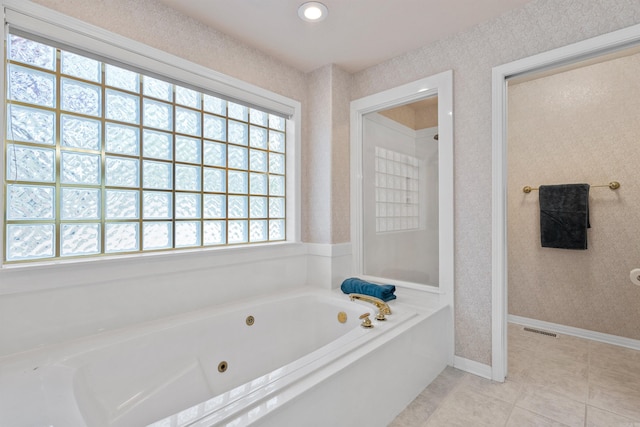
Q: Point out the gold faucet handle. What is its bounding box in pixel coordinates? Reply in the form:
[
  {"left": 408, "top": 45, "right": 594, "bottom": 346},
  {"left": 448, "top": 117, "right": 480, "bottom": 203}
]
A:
[
  {"left": 359, "top": 312, "right": 373, "bottom": 328},
  {"left": 349, "top": 293, "right": 392, "bottom": 315}
]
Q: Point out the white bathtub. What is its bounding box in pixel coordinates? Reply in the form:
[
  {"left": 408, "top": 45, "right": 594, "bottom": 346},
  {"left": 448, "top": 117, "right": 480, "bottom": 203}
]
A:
[{"left": 0, "top": 288, "right": 451, "bottom": 427}]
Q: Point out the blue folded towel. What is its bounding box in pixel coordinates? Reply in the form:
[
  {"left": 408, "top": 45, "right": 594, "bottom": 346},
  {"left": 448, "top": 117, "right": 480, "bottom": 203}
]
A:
[{"left": 340, "top": 277, "right": 396, "bottom": 302}]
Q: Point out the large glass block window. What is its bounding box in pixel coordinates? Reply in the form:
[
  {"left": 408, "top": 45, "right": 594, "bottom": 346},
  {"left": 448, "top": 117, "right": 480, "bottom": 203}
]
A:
[
  {"left": 4, "top": 34, "right": 287, "bottom": 263},
  {"left": 374, "top": 147, "right": 420, "bottom": 233}
]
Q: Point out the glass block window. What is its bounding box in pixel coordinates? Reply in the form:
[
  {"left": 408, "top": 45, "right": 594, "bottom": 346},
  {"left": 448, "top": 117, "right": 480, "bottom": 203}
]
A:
[
  {"left": 4, "top": 34, "right": 287, "bottom": 263},
  {"left": 374, "top": 147, "right": 420, "bottom": 233}
]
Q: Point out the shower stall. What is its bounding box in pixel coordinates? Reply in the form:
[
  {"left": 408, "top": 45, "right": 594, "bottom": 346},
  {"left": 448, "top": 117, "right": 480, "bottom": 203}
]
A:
[{"left": 360, "top": 97, "right": 439, "bottom": 287}]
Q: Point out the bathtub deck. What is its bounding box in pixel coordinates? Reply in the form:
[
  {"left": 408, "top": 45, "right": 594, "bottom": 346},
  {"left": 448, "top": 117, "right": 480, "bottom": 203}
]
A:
[
  {"left": 0, "top": 287, "right": 452, "bottom": 427},
  {"left": 168, "top": 288, "right": 452, "bottom": 427}
]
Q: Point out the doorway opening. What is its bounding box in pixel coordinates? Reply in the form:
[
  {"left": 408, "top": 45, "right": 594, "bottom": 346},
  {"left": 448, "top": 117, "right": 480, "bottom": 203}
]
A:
[{"left": 492, "top": 24, "right": 640, "bottom": 381}]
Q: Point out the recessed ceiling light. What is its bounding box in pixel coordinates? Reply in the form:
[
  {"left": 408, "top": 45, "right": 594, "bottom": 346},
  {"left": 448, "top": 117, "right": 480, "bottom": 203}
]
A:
[{"left": 298, "top": 2, "right": 328, "bottom": 22}]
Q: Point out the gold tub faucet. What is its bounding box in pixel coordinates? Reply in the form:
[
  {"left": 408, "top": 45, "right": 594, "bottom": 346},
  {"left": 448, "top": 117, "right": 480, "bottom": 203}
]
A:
[{"left": 349, "top": 293, "right": 392, "bottom": 320}]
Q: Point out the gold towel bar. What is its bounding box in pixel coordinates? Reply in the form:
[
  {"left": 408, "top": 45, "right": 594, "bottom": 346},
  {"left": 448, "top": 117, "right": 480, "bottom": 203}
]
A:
[{"left": 522, "top": 181, "right": 620, "bottom": 194}]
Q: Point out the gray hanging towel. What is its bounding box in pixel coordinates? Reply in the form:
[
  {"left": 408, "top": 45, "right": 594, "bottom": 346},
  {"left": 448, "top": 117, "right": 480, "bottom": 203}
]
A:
[{"left": 539, "top": 184, "right": 590, "bottom": 250}]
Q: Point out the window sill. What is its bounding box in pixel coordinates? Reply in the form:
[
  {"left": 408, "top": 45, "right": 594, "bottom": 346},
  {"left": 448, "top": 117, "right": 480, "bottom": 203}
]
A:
[{"left": 0, "top": 241, "right": 306, "bottom": 296}]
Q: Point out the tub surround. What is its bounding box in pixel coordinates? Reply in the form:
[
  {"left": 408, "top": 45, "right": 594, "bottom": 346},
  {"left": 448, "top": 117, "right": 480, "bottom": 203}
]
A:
[
  {"left": 0, "top": 241, "right": 360, "bottom": 357},
  {"left": 306, "top": 242, "right": 353, "bottom": 289},
  {"left": 0, "top": 244, "right": 309, "bottom": 358},
  {"left": 0, "top": 288, "right": 451, "bottom": 427}
]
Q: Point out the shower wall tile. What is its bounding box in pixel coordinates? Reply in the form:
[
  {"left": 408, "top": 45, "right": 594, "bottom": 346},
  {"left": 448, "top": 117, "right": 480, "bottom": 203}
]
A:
[
  {"left": 351, "top": 0, "right": 640, "bottom": 365},
  {"left": 508, "top": 53, "right": 640, "bottom": 342}
]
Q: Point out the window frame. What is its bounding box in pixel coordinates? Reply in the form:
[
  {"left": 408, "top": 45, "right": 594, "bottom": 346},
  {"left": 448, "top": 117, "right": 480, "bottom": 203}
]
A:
[{"left": 0, "top": 0, "right": 301, "bottom": 268}]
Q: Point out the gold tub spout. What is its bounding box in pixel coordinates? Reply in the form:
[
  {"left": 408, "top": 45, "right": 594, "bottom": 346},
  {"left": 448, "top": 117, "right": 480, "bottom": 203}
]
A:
[{"left": 349, "top": 293, "right": 392, "bottom": 320}]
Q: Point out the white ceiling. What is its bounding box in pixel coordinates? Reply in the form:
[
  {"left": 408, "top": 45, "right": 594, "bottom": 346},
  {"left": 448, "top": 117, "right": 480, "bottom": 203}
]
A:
[{"left": 157, "top": 0, "right": 534, "bottom": 73}]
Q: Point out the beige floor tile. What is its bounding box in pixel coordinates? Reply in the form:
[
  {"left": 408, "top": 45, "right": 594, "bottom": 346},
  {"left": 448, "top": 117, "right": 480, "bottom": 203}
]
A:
[
  {"left": 586, "top": 405, "right": 639, "bottom": 427},
  {"left": 389, "top": 367, "right": 468, "bottom": 427},
  {"left": 509, "top": 324, "right": 555, "bottom": 351},
  {"left": 507, "top": 343, "right": 535, "bottom": 383},
  {"left": 539, "top": 336, "right": 589, "bottom": 364},
  {"left": 509, "top": 325, "right": 589, "bottom": 363},
  {"left": 391, "top": 329, "right": 640, "bottom": 427},
  {"left": 424, "top": 386, "right": 512, "bottom": 427},
  {"left": 457, "top": 373, "right": 523, "bottom": 405},
  {"left": 524, "top": 356, "right": 589, "bottom": 402},
  {"left": 588, "top": 380, "right": 640, "bottom": 420},
  {"left": 589, "top": 365, "right": 640, "bottom": 393},
  {"left": 424, "top": 366, "right": 468, "bottom": 397},
  {"left": 388, "top": 391, "right": 439, "bottom": 427},
  {"left": 421, "top": 414, "right": 473, "bottom": 427},
  {"left": 508, "top": 328, "right": 589, "bottom": 404},
  {"left": 506, "top": 407, "right": 570, "bottom": 427},
  {"left": 589, "top": 341, "right": 640, "bottom": 379},
  {"left": 515, "top": 384, "right": 586, "bottom": 427}
]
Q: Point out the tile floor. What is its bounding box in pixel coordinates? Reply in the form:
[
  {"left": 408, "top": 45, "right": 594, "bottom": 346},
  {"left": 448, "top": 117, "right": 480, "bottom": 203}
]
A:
[{"left": 389, "top": 322, "right": 640, "bottom": 426}]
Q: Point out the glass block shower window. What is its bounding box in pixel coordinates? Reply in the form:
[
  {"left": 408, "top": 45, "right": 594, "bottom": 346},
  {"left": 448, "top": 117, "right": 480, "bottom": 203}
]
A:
[
  {"left": 4, "top": 34, "right": 287, "bottom": 263},
  {"left": 374, "top": 147, "right": 420, "bottom": 233}
]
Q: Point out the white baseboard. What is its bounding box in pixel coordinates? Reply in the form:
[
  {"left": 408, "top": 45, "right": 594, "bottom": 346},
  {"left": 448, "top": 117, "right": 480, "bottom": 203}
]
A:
[
  {"left": 453, "top": 356, "right": 492, "bottom": 380},
  {"left": 508, "top": 315, "right": 640, "bottom": 351}
]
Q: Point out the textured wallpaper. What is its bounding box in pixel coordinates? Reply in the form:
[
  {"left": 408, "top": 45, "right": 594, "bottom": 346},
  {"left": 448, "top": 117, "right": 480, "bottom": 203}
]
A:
[
  {"left": 330, "top": 65, "right": 352, "bottom": 244},
  {"left": 30, "top": 0, "right": 307, "bottom": 104},
  {"left": 508, "top": 53, "right": 640, "bottom": 340},
  {"left": 352, "top": 0, "right": 640, "bottom": 363}
]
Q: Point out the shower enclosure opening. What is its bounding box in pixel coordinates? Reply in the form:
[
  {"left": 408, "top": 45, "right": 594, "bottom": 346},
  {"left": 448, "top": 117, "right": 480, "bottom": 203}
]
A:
[{"left": 361, "top": 96, "right": 439, "bottom": 287}]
